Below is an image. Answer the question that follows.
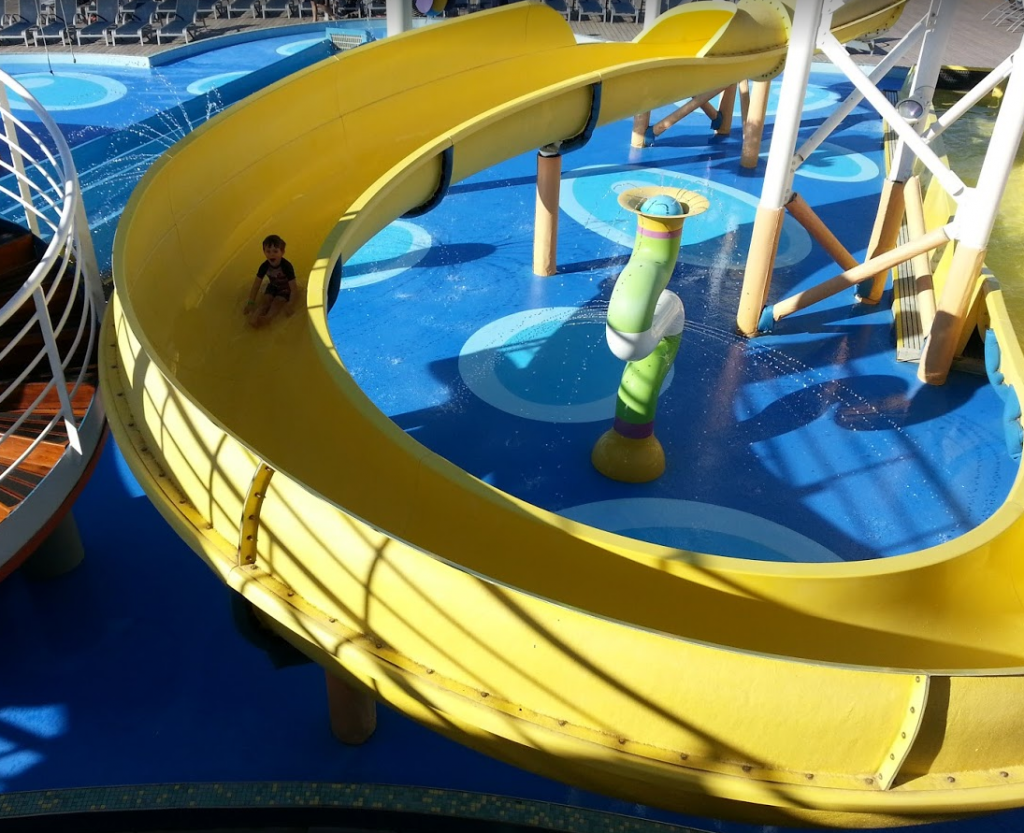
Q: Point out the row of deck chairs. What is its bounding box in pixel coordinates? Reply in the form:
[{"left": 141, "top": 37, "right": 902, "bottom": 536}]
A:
[
  {"left": 431, "top": 0, "right": 701, "bottom": 24},
  {"left": 0, "top": 0, "right": 208, "bottom": 44}
]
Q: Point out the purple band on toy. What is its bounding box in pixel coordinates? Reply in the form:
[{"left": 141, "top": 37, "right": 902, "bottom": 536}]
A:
[
  {"left": 638, "top": 227, "right": 682, "bottom": 240},
  {"left": 614, "top": 418, "right": 654, "bottom": 439}
]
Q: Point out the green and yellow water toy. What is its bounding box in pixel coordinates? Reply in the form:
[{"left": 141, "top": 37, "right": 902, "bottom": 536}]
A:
[{"left": 592, "top": 186, "right": 708, "bottom": 483}]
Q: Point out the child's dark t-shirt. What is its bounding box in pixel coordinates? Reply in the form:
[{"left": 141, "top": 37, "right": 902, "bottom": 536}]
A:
[{"left": 257, "top": 258, "right": 296, "bottom": 293}]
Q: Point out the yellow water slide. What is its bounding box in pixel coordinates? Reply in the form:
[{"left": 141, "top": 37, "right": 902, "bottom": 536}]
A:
[{"left": 101, "top": 0, "right": 1024, "bottom": 826}]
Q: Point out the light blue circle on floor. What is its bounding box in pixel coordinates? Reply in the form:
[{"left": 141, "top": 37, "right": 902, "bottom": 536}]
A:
[
  {"left": 187, "top": 72, "right": 251, "bottom": 95},
  {"left": 559, "top": 498, "right": 841, "bottom": 562},
  {"left": 460, "top": 306, "right": 674, "bottom": 423},
  {"left": 11, "top": 73, "right": 127, "bottom": 111},
  {"left": 277, "top": 37, "right": 327, "bottom": 55},
  {"left": 342, "top": 220, "right": 432, "bottom": 289},
  {"left": 795, "top": 141, "right": 880, "bottom": 183},
  {"left": 563, "top": 166, "right": 811, "bottom": 270}
]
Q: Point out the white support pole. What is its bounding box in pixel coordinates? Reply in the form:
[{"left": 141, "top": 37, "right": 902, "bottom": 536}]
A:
[
  {"left": 923, "top": 54, "right": 1016, "bottom": 146},
  {"left": 736, "top": 0, "right": 825, "bottom": 335},
  {"left": 642, "top": 0, "right": 659, "bottom": 32},
  {"left": 920, "top": 32, "right": 1024, "bottom": 384},
  {"left": 385, "top": 0, "right": 410, "bottom": 36},
  {"left": 952, "top": 50, "right": 1024, "bottom": 251},
  {"left": 889, "top": 0, "right": 957, "bottom": 181},
  {"left": 795, "top": 15, "right": 925, "bottom": 167},
  {"left": 758, "top": 0, "right": 825, "bottom": 210},
  {"left": 820, "top": 34, "right": 967, "bottom": 200}
]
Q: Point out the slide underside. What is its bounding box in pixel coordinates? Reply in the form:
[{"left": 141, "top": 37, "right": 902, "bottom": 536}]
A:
[{"left": 100, "top": 0, "right": 1024, "bottom": 825}]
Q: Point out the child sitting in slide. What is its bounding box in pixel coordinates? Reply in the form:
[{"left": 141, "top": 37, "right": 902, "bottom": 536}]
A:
[{"left": 244, "top": 234, "right": 297, "bottom": 328}]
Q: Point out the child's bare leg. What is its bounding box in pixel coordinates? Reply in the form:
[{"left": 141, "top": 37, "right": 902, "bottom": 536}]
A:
[
  {"left": 248, "top": 295, "right": 273, "bottom": 327},
  {"left": 253, "top": 295, "right": 288, "bottom": 328}
]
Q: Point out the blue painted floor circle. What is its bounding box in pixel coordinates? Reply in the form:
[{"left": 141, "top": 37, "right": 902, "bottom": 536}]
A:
[
  {"left": 562, "top": 165, "right": 812, "bottom": 269},
  {"left": 12, "top": 72, "right": 127, "bottom": 111},
  {"left": 459, "top": 306, "right": 675, "bottom": 423}
]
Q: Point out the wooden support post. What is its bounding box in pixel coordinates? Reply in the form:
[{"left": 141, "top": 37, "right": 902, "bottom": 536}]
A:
[
  {"left": 631, "top": 112, "right": 651, "bottom": 148},
  {"left": 738, "top": 79, "right": 750, "bottom": 125},
  {"left": 918, "top": 242, "right": 988, "bottom": 385},
  {"left": 785, "top": 193, "right": 858, "bottom": 271},
  {"left": 902, "top": 176, "right": 936, "bottom": 335},
  {"left": 740, "top": 80, "right": 770, "bottom": 169},
  {"left": 326, "top": 670, "right": 377, "bottom": 745},
  {"left": 771, "top": 226, "right": 949, "bottom": 323},
  {"left": 651, "top": 89, "right": 723, "bottom": 138},
  {"left": 859, "top": 178, "right": 907, "bottom": 303},
  {"left": 533, "top": 150, "right": 561, "bottom": 277},
  {"left": 716, "top": 84, "right": 737, "bottom": 136},
  {"left": 737, "top": 205, "right": 785, "bottom": 335}
]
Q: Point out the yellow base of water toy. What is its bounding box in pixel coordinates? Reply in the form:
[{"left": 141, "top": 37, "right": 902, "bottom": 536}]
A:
[{"left": 591, "top": 429, "right": 665, "bottom": 483}]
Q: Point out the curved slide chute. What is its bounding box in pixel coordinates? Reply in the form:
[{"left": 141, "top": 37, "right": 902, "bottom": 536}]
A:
[{"left": 101, "top": 0, "right": 1024, "bottom": 825}]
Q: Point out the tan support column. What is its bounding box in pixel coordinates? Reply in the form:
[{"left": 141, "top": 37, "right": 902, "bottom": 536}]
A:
[
  {"left": 651, "top": 90, "right": 722, "bottom": 139},
  {"left": 716, "top": 84, "right": 738, "bottom": 136},
  {"left": 902, "top": 176, "right": 936, "bottom": 334},
  {"left": 738, "top": 79, "right": 750, "bottom": 124},
  {"left": 740, "top": 80, "right": 770, "bottom": 169},
  {"left": 737, "top": 205, "right": 785, "bottom": 335},
  {"left": 785, "top": 193, "right": 857, "bottom": 271},
  {"left": 918, "top": 243, "right": 988, "bottom": 385},
  {"left": 859, "top": 178, "right": 907, "bottom": 304},
  {"left": 771, "top": 226, "right": 949, "bottom": 323},
  {"left": 533, "top": 149, "right": 561, "bottom": 277},
  {"left": 326, "top": 670, "right": 377, "bottom": 745},
  {"left": 631, "top": 112, "right": 650, "bottom": 148}
]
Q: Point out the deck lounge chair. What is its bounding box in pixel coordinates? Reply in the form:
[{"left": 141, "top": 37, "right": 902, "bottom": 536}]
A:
[
  {"left": 541, "top": 0, "right": 568, "bottom": 17},
  {"left": 218, "top": 0, "right": 251, "bottom": 17},
  {"left": 33, "top": 0, "right": 77, "bottom": 41},
  {"left": 605, "top": 0, "right": 635, "bottom": 21},
  {"left": 194, "top": 0, "right": 221, "bottom": 18},
  {"left": 64, "top": 0, "right": 117, "bottom": 43},
  {"left": 328, "top": 0, "right": 359, "bottom": 16},
  {"left": 104, "top": 0, "right": 155, "bottom": 43},
  {"left": 0, "top": 0, "right": 41, "bottom": 45},
  {"left": 252, "top": 0, "right": 291, "bottom": 18},
  {"left": 154, "top": 0, "right": 200, "bottom": 41},
  {"left": 575, "top": 0, "right": 602, "bottom": 20}
]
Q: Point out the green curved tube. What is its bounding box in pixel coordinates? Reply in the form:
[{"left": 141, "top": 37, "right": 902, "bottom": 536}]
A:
[
  {"left": 606, "top": 224, "right": 682, "bottom": 338},
  {"left": 606, "top": 212, "right": 685, "bottom": 431},
  {"left": 616, "top": 333, "right": 681, "bottom": 426}
]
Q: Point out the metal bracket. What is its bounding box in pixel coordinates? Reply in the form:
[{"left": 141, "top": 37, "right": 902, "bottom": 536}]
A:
[
  {"left": 239, "top": 461, "right": 275, "bottom": 567},
  {"left": 876, "top": 673, "right": 930, "bottom": 790}
]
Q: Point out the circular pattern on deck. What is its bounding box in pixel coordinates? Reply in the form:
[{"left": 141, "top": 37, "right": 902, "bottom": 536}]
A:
[
  {"left": 342, "top": 220, "right": 432, "bottom": 288},
  {"left": 11, "top": 73, "right": 127, "bottom": 111},
  {"left": 459, "top": 306, "right": 674, "bottom": 423},
  {"left": 561, "top": 165, "right": 812, "bottom": 270},
  {"left": 559, "top": 497, "right": 841, "bottom": 561},
  {"left": 186, "top": 72, "right": 251, "bottom": 95},
  {"left": 277, "top": 37, "right": 327, "bottom": 55},
  {"left": 795, "top": 140, "right": 880, "bottom": 183}
]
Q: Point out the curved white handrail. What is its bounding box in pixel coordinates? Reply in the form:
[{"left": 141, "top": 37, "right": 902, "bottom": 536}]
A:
[{"left": 0, "top": 67, "right": 104, "bottom": 564}]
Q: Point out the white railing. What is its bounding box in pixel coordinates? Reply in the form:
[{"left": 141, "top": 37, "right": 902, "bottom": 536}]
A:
[{"left": 0, "top": 68, "right": 103, "bottom": 503}]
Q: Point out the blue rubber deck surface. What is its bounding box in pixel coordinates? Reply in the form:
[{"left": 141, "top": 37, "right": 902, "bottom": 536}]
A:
[
  {"left": 0, "top": 31, "right": 1021, "bottom": 833},
  {"left": 330, "top": 65, "right": 1015, "bottom": 562}
]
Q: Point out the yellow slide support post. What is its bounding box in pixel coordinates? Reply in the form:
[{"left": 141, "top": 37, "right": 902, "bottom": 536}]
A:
[{"left": 98, "top": 0, "right": 1024, "bottom": 826}]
